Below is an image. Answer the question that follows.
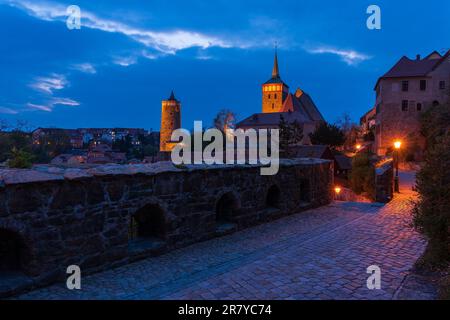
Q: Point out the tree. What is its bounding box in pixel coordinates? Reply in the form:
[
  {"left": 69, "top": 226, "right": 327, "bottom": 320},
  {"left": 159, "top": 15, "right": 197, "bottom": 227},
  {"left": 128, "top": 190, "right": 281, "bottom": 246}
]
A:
[
  {"left": 309, "top": 122, "right": 345, "bottom": 150},
  {"left": 279, "top": 115, "right": 303, "bottom": 157},
  {"left": 7, "top": 147, "right": 34, "bottom": 169},
  {"left": 349, "top": 152, "right": 375, "bottom": 200},
  {"left": 213, "top": 109, "right": 236, "bottom": 133},
  {"left": 336, "top": 113, "right": 361, "bottom": 150},
  {"left": 413, "top": 102, "right": 450, "bottom": 267}
]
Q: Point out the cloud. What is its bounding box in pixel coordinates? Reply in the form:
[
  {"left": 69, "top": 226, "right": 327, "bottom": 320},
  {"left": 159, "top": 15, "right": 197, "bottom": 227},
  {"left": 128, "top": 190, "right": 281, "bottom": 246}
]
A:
[
  {"left": 27, "top": 103, "right": 53, "bottom": 112},
  {"left": 71, "top": 63, "right": 96, "bottom": 74},
  {"left": 113, "top": 56, "right": 137, "bottom": 67},
  {"left": 306, "top": 46, "right": 371, "bottom": 65},
  {"left": 51, "top": 97, "right": 80, "bottom": 106},
  {"left": 29, "top": 74, "right": 68, "bottom": 94},
  {"left": 0, "top": 106, "right": 19, "bottom": 114},
  {"left": 26, "top": 97, "right": 80, "bottom": 112},
  {"left": 8, "top": 0, "right": 237, "bottom": 55}
]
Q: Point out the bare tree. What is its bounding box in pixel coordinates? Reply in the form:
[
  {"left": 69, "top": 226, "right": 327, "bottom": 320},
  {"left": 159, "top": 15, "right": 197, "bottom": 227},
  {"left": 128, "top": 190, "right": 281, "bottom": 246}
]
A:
[{"left": 213, "top": 109, "right": 237, "bottom": 133}]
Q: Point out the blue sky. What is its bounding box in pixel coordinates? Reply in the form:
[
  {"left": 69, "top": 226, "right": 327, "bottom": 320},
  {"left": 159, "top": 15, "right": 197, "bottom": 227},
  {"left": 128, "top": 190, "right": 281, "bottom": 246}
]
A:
[{"left": 0, "top": 0, "right": 449, "bottom": 131}]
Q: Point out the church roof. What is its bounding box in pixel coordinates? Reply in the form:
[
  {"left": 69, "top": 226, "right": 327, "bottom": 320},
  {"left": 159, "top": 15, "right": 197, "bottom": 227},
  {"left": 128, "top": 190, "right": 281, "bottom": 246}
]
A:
[
  {"left": 282, "top": 90, "right": 325, "bottom": 122},
  {"left": 264, "top": 50, "right": 289, "bottom": 86},
  {"left": 236, "top": 111, "right": 312, "bottom": 128}
]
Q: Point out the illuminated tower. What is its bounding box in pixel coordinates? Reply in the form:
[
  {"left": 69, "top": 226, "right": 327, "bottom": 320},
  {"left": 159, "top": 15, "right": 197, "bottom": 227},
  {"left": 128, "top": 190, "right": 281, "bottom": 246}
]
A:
[
  {"left": 262, "top": 50, "right": 289, "bottom": 113},
  {"left": 159, "top": 91, "right": 181, "bottom": 152}
]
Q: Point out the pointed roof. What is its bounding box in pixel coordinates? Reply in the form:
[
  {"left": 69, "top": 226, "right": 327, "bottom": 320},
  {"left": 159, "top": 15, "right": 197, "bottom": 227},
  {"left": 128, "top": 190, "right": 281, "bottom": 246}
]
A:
[
  {"left": 272, "top": 50, "right": 280, "bottom": 78},
  {"left": 264, "top": 49, "right": 288, "bottom": 86},
  {"left": 167, "top": 90, "right": 177, "bottom": 101}
]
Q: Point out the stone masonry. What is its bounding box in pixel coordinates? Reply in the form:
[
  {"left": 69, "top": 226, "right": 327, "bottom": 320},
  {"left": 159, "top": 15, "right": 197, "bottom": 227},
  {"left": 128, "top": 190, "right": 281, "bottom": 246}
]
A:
[{"left": 0, "top": 159, "right": 333, "bottom": 297}]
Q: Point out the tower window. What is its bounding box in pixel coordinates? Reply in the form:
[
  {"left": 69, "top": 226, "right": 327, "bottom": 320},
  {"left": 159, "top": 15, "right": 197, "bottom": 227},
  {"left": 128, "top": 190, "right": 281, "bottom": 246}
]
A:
[
  {"left": 402, "top": 81, "right": 409, "bottom": 92},
  {"left": 274, "top": 93, "right": 277, "bottom": 99},
  {"left": 268, "top": 94, "right": 271, "bottom": 99},
  {"left": 272, "top": 103, "right": 275, "bottom": 109},
  {"left": 402, "top": 100, "right": 408, "bottom": 111},
  {"left": 439, "top": 81, "right": 446, "bottom": 90},
  {"left": 420, "top": 80, "right": 427, "bottom": 91},
  {"left": 417, "top": 103, "right": 422, "bottom": 111}
]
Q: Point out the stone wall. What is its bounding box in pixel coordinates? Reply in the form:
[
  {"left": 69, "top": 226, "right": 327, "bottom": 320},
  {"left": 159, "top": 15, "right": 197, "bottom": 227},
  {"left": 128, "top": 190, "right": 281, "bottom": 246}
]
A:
[
  {"left": 0, "top": 159, "right": 333, "bottom": 297},
  {"left": 375, "top": 159, "right": 394, "bottom": 203}
]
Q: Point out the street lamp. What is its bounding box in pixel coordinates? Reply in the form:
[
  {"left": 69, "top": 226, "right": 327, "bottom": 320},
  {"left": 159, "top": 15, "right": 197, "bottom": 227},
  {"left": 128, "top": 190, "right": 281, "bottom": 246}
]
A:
[
  {"left": 393, "top": 140, "right": 402, "bottom": 193},
  {"left": 334, "top": 186, "right": 342, "bottom": 200},
  {"left": 356, "top": 144, "right": 362, "bottom": 151}
]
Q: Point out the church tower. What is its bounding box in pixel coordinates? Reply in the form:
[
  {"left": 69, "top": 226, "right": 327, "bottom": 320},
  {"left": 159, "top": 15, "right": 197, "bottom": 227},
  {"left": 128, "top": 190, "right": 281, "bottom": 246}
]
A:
[
  {"left": 160, "top": 91, "right": 181, "bottom": 152},
  {"left": 262, "top": 50, "right": 289, "bottom": 113}
]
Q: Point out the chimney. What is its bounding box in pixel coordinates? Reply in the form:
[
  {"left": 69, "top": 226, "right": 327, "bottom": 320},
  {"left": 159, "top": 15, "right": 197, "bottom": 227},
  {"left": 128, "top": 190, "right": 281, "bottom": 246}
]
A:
[{"left": 416, "top": 54, "right": 421, "bottom": 60}]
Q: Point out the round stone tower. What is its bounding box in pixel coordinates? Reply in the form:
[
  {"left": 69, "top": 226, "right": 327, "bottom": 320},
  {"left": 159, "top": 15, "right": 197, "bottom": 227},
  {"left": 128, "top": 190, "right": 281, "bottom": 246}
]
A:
[{"left": 160, "top": 91, "right": 181, "bottom": 152}]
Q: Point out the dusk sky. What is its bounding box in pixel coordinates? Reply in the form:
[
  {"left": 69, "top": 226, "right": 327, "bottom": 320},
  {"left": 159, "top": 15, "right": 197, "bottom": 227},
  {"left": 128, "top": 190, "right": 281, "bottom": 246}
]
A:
[{"left": 1, "top": 0, "right": 449, "bottom": 131}]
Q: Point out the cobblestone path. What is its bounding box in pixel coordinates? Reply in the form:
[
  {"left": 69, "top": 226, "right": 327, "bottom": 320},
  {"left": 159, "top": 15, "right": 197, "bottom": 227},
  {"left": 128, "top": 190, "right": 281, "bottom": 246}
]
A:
[{"left": 18, "top": 171, "right": 430, "bottom": 300}]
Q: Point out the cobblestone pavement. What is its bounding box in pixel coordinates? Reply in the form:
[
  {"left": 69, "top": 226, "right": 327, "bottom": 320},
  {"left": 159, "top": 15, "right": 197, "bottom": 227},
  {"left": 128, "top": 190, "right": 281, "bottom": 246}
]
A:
[{"left": 17, "top": 171, "right": 430, "bottom": 300}]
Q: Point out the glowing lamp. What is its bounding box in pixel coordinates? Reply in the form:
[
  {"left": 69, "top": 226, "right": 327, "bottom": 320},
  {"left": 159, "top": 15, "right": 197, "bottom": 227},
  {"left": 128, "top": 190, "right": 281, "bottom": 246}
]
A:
[
  {"left": 356, "top": 144, "right": 362, "bottom": 150},
  {"left": 394, "top": 141, "right": 402, "bottom": 150},
  {"left": 334, "top": 186, "right": 342, "bottom": 195}
]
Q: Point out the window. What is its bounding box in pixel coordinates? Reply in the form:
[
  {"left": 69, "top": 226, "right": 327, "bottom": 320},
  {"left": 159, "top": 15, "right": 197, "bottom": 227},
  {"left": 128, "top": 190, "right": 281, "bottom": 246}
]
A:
[
  {"left": 274, "top": 93, "right": 277, "bottom": 99},
  {"left": 402, "top": 81, "right": 409, "bottom": 92},
  {"left": 420, "top": 80, "right": 427, "bottom": 91},
  {"left": 272, "top": 103, "right": 275, "bottom": 109},
  {"left": 268, "top": 94, "right": 271, "bottom": 99},
  {"left": 439, "top": 81, "right": 446, "bottom": 90},
  {"left": 402, "top": 100, "right": 408, "bottom": 111},
  {"left": 417, "top": 103, "right": 422, "bottom": 111}
]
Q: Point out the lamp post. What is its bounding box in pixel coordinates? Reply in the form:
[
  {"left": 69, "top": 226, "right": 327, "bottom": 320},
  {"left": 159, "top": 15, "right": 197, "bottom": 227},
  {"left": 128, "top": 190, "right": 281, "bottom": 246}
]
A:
[
  {"left": 334, "top": 186, "right": 342, "bottom": 201},
  {"left": 393, "top": 140, "right": 402, "bottom": 193}
]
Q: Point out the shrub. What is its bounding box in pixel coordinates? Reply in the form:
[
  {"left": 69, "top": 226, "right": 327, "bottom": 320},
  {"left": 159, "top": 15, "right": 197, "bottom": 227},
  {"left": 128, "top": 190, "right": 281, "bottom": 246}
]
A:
[
  {"left": 7, "top": 147, "right": 34, "bottom": 169},
  {"left": 412, "top": 133, "right": 450, "bottom": 268},
  {"left": 349, "top": 152, "right": 375, "bottom": 201}
]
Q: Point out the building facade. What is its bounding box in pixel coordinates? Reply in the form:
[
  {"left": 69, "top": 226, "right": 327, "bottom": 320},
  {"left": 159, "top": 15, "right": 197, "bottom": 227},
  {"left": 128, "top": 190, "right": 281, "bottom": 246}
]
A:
[
  {"left": 372, "top": 50, "right": 450, "bottom": 158},
  {"left": 159, "top": 91, "right": 181, "bottom": 152}
]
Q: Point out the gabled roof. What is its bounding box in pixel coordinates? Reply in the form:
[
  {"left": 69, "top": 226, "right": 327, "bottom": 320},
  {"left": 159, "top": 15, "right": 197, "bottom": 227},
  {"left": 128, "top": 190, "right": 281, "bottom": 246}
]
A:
[
  {"left": 334, "top": 154, "right": 352, "bottom": 170},
  {"left": 375, "top": 50, "right": 450, "bottom": 89}
]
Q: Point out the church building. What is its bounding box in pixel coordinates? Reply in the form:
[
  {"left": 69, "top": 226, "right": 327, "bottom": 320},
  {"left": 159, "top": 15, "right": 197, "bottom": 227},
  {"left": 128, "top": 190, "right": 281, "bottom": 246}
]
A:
[{"left": 236, "top": 51, "right": 325, "bottom": 144}]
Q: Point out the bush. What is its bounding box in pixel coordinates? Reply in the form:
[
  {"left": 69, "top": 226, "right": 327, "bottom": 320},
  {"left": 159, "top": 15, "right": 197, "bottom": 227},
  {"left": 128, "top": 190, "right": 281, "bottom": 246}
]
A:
[
  {"left": 7, "top": 147, "right": 34, "bottom": 169},
  {"left": 309, "top": 122, "right": 345, "bottom": 150},
  {"left": 412, "top": 133, "right": 450, "bottom": 268},
  {"left": 349, "top": 152, "right": 375, "bottom": 201},
  {"left": 412, "top": 102, "right": 450, "bottom": 269}
]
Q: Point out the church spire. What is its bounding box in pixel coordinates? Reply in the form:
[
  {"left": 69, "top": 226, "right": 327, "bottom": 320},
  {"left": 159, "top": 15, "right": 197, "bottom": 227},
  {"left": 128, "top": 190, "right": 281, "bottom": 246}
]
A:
[
  {"left": 272, "top": 47, "right": 279, "bottom": 79},
  {"left": 168, "top": 90, "right": 177, "bottom": 101}
]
